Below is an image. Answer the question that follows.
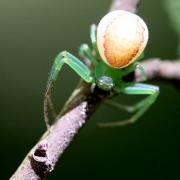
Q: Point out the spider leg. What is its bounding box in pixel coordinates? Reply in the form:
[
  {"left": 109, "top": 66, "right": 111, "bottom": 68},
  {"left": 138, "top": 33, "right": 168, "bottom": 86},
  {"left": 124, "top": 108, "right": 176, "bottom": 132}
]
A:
[
  {"left": 98, "top": 83, "right": 159, "bottom": 127},
  {"left": 104, "top": 99, "right": 136, "bottom": 113},
  {"left": 122, "top": 62, "right": 146, "bottom": 80},
  {"left": 90, "top": 24, "right": 101, "bottom": 59},
  {"left": 79, "top": 43, "right": 97, "bottom": 65},
  {"left": 44, "top": 51, "right": 93, "bottom": 129},
  {"left": 47, "top": 96, "right": 57, "bottom": 118},
  {"left": 135, "top": 63, "right": 147, "bottom": 81},
  {"left": 90, "top": 24, "right": 97, "bottom": 52}
]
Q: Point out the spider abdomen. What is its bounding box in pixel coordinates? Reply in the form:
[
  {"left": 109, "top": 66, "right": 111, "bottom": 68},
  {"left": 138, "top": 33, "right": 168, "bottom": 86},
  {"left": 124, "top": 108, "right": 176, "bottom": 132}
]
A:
[{"left": 97, "top": 10, "right": 148, "bottom": 69}]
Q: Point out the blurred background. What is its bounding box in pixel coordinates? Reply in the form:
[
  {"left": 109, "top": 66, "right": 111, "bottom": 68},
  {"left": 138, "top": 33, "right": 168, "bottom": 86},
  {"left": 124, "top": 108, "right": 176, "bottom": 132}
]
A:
[{"left": 0, "top": 0, "right": 180, "bottom": 179}]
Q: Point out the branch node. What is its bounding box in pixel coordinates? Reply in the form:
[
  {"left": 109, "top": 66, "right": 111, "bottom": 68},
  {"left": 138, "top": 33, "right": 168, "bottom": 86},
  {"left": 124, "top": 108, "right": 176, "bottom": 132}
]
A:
[{"left": 30, "top": 140, "right": 53, "bottom": 179}]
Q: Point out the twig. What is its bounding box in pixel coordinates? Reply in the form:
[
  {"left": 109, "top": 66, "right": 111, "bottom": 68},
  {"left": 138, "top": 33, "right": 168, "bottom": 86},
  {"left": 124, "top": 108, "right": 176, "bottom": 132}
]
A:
[
  {"left": 135, "top": 58, "right": 180, "bottom": 82},
  {"left": 110, "top": 0, "right": 140, "bottom": 13}
]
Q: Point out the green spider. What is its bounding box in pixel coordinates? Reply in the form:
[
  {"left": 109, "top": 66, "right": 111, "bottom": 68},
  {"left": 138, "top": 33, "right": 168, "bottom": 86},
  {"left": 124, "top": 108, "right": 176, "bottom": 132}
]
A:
[{"left": 44, "top": 10, "right": 159, "bottom": 128}]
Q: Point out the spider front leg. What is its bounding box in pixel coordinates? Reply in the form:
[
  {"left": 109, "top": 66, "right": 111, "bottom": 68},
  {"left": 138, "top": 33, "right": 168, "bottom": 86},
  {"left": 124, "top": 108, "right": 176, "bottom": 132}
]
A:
[
  {"left": 98, "top": 83, "right": 159, "bottom": 127},
  {"left": 44, "top": 51, "right": 93, "bottom": 129}
]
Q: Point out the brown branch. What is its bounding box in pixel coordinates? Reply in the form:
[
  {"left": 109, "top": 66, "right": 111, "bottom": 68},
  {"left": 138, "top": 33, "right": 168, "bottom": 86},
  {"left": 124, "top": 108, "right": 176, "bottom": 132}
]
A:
[
  {"left": 135, "top": 58, "right": 180, "bottom": 82},
  {"left": 110, "top": 0, "right": 140, "bottom": 13},
  {"left": 10, "top": 84, "right": 110, "bottom": 180},
  {"left": 10, "top": 102, "right": 88, "bottom": 180}
]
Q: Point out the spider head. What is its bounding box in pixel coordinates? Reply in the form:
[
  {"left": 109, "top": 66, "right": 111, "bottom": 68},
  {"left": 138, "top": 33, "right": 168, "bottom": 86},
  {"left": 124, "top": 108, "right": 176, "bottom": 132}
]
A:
[{"left": 96, "top": 76, "right": 114, "bottom": 91}]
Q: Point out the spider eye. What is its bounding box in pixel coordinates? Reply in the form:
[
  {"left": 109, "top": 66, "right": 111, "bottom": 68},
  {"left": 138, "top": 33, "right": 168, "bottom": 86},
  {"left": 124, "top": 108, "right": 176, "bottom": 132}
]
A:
[
  {"left": 97, "top": 10, "right": 148, "bottom": 69},
  {"left": 96, "top": 76, "right": 114, "bottom": 91}
]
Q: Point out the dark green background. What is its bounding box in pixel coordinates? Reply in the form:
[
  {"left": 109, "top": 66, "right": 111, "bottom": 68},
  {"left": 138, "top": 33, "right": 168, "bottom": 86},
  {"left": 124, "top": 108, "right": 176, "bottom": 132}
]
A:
[{"left": 0, "top": 0, "right": 180, "bottom": 179}]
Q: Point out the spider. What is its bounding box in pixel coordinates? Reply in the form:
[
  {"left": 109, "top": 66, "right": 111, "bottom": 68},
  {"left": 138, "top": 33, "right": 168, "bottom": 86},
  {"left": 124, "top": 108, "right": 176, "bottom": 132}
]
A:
[{"left": 44, "top": 10, "right": 159, "bottom": 128}]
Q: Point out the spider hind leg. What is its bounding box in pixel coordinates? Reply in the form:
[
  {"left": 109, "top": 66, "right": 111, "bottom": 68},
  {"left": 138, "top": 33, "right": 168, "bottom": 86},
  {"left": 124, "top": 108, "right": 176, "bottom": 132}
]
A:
[{"left": 98, "top": 83, "right": 159, "bottom": 127}]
